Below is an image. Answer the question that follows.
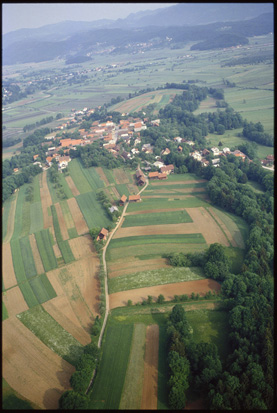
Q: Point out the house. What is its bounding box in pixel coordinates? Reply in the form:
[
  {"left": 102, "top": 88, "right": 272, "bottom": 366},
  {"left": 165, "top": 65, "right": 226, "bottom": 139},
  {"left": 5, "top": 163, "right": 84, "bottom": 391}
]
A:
[
  {"left": 184, "top": 140, "right": 195, "bottom": 146},
  {"left": 58, "top": 156, "right": 71, "bottom": 169},
  {"left": 266, "top": 154, "right": 274, "bottom": 162},
  {"left": 160, "top": 164, "right": 174, "bottom": 175},
  {"left": 211, "top": 147, "right": 220, "bottom": 156},
  {"left": 222, "top": 147, "right": 230, "bottom": 154},
  {"left": 46, "top": 156, "right": 53, "bottom": 166},
  {"left": 212, "top": 158, "right": 220, "bottom": 166},
  {"left": 178, "top": 146, "right": 183, "bottom": 152},
  {"left": 201, "top": 159, "right": 210, "bottom": 167},
  {"left": 161, "top": 148, "right": 171, "bottom": 156},
  {"left": 158, "top": 173, "right": 167, "bottom": 180},
  {"left": 131, "top": 148, "right": 139, "bottom": 155},
  {"left": 174, "top": 136, "right": 183, "bottom": 143},
  {"left": 202, "top": 149, "right": 210, "bottom": 156},
  {"left": 109, "top": 206, "right": 119, "bottom": 213},
  {"left": 119, "top": 194, "right": 127, "bottom": 206},
  {"left": 13, "top": 168, "right": 19, "bottom": 173},
  {"left": 136, "top": 169, "right": 144, "bottom": 178},
  {"left": 150, "top": 119, "right": 160, "bottom": 126},
  {"left": 153, "top": 161, "right": 164, "bottom": 169},
  {"left": 190, "top": 151, "right": 202, "bottom": 161},
  {"left": 33, "top": 154, "right": 39, "bottom": 161},
  {"left": 233, "top": 150, "right": 246, "bottom": 160},
  {"left": 96, "top": 228, "right": 109, "bottom": 241},
  {"left": 48, "top": 147, "right": 56, "bottom": 152},
  {"left": 148, "top": 171, "right": 159, "bottom": 179},
  {"left": 138, "top": 176, "right": 146, "bottom": 186},
  {"left": 129, "top": 194, "right": 141, "bottom": 202}
]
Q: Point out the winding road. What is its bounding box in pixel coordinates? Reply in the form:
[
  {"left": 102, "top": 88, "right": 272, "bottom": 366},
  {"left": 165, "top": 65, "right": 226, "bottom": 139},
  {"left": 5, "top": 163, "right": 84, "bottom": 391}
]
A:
[{"left": 97, "top": 175, "right": 149, "bottom": 348}]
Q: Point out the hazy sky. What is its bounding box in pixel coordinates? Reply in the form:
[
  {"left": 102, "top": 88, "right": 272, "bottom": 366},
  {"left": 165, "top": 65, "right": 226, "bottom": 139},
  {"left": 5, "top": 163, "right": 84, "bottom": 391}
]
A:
[{"left": 2, "top": 3, "right": 176, "bottom": 34}]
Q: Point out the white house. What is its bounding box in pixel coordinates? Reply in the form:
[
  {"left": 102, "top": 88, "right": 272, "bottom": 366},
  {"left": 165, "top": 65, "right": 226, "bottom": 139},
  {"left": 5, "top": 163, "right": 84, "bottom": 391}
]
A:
[
  {"left": 109, "top": 206, "right": 119, "bottom": 213},
  {"left": 190, "top": 151, "right": 202, "bottom": 161},
  {"left": 58, "top": 156, "right": 71, "bottom": 170},
  {"left": 211, "top": 147, "right": 220, "bottom": 156}
]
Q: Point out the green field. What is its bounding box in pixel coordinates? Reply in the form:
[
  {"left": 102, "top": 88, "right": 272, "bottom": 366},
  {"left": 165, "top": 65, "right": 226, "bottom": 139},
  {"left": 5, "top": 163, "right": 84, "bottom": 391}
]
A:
[
  {"left": 115, "top": 183, "right": 131, "bottom": 197},
  {"left": 109, "top": 233, "right": 205, "bottom": 250},
  {"left": 59, "top": 199, "right": 76, "bottom": 233},
  {"left": 106, "top": 243, "right": 208, "bottom": 262},
  {"left": 19, "top": 236, "right": 37, "bottom": 279},
  {"left": 119, "top": 323, "right": 146, "bottom": 409},
  {"left": 127, "top": 196, "right": 210, "bottom": 212},
  {"left": 122, "top": 209, "right": 193, "bottom": 227},
  {"left": 46, "top": 170, "right": 73, "bottom": 204},
  {"left": 34, "top": 229, "right": 57, "bottom": 272},
  {"left": 2, "top": 194, "right": 15, "bottom": 241},
  {"left": 3, "top": 302, "right": 9, "bottom": 321},
  {"left": 58, "top": 240, "right": 75, "bottom": 264},
  {"left": 31, "top": 174, "right": 42, "bottom": 203},
  {"left": 2, "top": 378, "right": 37, "bottom": 410},
  {"left": 10, "top": 239, "right": 27, "bottom": 283},
  {"left": 88, "top": 323, "right": 134, "bottom": 409},
  {"left": 17, "top": 305, "right": 83, "bottom": 366},
  {"left": 19, "top": 281, "right": 39, "bottom": 308},
  {"left": 80, "top": 165, "right": 105, "bottom": 191},
  {"left": 102, "top": 168, "right": 117, "bottom": 185},
  {"left": 108, "top": 266, "right": 205, "bottom": 293},
  {"left": 29, "top": 201, "right": 44, "bottom": 234},
  {"left": 11, "top": 186, "right": 27, "bottom": 241},
  {"left": 145, "top": 182, "right": 207, "bottom": 191},
  {"left": 67, "top": 159, "right": 93, "bottom": 194},
  {"left": 29, "top": 273, "right": 57, "bottom": 304},
  {"left": 76, "top": 191, "right": 113, "bottom": 229}
]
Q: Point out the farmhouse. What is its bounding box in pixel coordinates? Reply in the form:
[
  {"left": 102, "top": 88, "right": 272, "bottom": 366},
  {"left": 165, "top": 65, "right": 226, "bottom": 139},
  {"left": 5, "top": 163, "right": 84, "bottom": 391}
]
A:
[
  {"left": 96, "top": 228, "right": 109, "bottom": 241},
  {"left": 149, "top": 171, "right": 159, "bottom": 179},
  {"left": 158, "top": 173, "right": 167, "bottom": 180},
  {"left": 160, "top": 164, "right": 174, "bottom": 175},
  {"left": 119, "top": 194, "right": 127, "bottom": 205},
  {"left": 58, "top": 156, "right": 71, "bottom": 169},
  {"left": 129, "top": 194, "right": 141, "bottom": 202},
  {"left": 136, "top": 169, "right": 144, "bottom": 178},
  {"left": 161, "top": 148, "right": 171, "bottom": 156}
]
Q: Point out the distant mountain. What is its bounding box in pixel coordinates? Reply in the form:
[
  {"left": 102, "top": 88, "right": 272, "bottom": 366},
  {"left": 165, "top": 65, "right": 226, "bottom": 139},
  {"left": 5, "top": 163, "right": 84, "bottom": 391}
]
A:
[{"left": 3, "top": 11, "right": 273, "bottom": 66}]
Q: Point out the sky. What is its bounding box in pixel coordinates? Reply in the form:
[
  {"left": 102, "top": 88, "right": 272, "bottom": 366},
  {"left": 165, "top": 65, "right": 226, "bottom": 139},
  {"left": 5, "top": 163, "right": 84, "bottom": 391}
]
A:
[{"left": 2, "top": 2, "right": 176, "bottom": 34}]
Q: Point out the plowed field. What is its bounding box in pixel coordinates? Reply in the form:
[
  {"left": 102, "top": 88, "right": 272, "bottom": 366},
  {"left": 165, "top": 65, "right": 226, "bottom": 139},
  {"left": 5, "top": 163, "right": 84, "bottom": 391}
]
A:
[
  {"left": 2, "top": 243, "right": 17, "bottom": 290},
  {"left": 65, "top": 175, "right": 80, "bottom": 196},
  {"left": 55, "top": 203, "right": 69, "bottom": 240},
  {"left": 109, "top": 279, "right": 220, "bottom": 308},
  {"left": 3, "top": 316, "right": 75, "bottom": 409},
  {"left": 68, "top": 234, "right": 96, "bottom": 260},
  {"left": 67, "top": 197, "right": 89, "bottom": 235},
  {"left": 3, "top": 286, "right": 28, "bottom": 316},
  {"left": 43, "top": 296, "right": 91, "bottom": 345},
  {"left": 108, "top": 258, "right": 171, "bottom": 278},
  {"left": 141, "top": 325, "right": 159, "bottom": 409}
]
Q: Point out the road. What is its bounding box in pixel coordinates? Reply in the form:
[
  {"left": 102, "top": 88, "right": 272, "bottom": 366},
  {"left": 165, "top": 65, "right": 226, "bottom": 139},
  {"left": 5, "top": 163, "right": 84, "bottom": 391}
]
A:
[{"left": 97, "top": 174, "right": 149, "bottom": 348}]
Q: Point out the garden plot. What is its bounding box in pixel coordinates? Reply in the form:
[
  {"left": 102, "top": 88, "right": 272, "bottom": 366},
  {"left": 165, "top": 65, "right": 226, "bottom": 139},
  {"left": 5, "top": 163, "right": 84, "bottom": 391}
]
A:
[
  {"left": 2, "top": 316, "right": 75, "bottom": 410},
  {"left": 67, "top": 197, "right": 89, "bottom": 235},
  {"left": 109, "top": 278, "right": 221, "bottom": 309},
  {"left": 2, "top": 243, "right": 17, "bottom": 290},
  {"left": 141, "top": 324, "right": 159, "bottom": 410},
  {"left": 3, "top": 286, "right": 28, "bottom": 316}
]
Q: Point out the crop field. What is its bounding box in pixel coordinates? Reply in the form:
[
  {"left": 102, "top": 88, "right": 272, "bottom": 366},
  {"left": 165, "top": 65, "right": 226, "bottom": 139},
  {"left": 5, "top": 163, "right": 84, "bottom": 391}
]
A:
[
  {"left": 19, "top": 281, "right": 40, "bottom": 308},
  {"left": 67, "top": 158, "right": 93, "bottom": 194},
  {"left": 67, "top": 197, "right": 89, "bottom": 235},
  {"left": 17, "top": 305, "right": 84, "bottom": 366},
  {"left": 3, "top": 286, "right": 29, "bottom": 316},
  {"left": 2, "top": 243, "right": 17, "bottom": 290},
  {"left": 108, "top": 267, "right": 205, "bottom": 294},
  {"left": 76, "top": 191, "right": 112, "bottom": 229},
  {"left": 141, "top": 324, "right": 159, "bottom": 409},
  {"left": 109, "top": 233, "right": 205, "bottom": 248},
  {"left": 60, "top": 199, "right": 76, "bottom": 230},
  {"left": 35, "top": 229, "right": 58, "bottom": 272},
  {"left": 10, "top": 186, "right": 27, "bottom": 241},
  {"left": 126, "top": 196, "right": 210, "bottom": 212},
  {"left": 88, "top": 323, "right": 134, "bottom": 409},
  {"left": 46, "top": 171, "right": 73, "bottom": 204},
  {"left": 2, "top": 303, "right": 9, "bottom": 321},
  {"left": 80, "top": 165, "right": 105, "bottom": 191},
  {"left": 29, "top": 273, "right": 57, "bottom": 304},
  {"left": 29, "top": 201, "right": 44, "bottom": 234},
  {"left": 2, "top": 195, "right": 14, "bottom": 241},
  {"left": 19, "top": 236, "right": 37, "bottom": 279},
  {"left": 10, "top": 239, "right": 27, "bottom": 283},
  {"left": 122, "top": 209, "right": 193, "bottom": 227}
]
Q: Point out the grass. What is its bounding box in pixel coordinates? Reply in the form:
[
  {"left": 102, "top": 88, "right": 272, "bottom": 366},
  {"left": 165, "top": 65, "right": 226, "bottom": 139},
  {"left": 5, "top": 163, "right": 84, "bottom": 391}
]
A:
[
  {"left": 29, "top": 201, "right": 44, "bottom": 234},
  {"left": 102, "top": 168, "right": 117, "bottom": 185},
  {"left": 146, "top": 182, "right": 207, "bottom": 190},
  {"left": 2, "top": 378, "right": 36, "bottom": 410},
  {"left": 2, "top": 193, "right": 15, "bottom": 241},
  {"left": 164, "top": 173, "right": 205, "bottom": 182},
  {"left": 67, "top": 158, "right": 93, "bottom": 194},
  {"left": 186, "top": 309, "right": 231, "bottom": 362},
  {"left": 19, "top": 281, "right": 39, "bottom": 308},
  {"left": 3, "top": 302, "right": 9, "bottom": 321},
  {"left": 122, "top": 210, "right": 193, "bottom": 227},
  {"left": 34, "top": 229, "right": 57, "bottom": 272},
  {"left": 11, "top": 185, "right": 27, "bottom": 241},
  {"left": 247, "top": 180, "right": 265, "bottom": 194},
  {"left": 115, "top": 183, "right": 131, "bottom": 197},
  {"left": 80, "top": 164, "right": 105, "bottom": 191},
  {"left": 31, "top": 174, "right": 41, "bottom": 203},
  {"left": 59, "top": 199, "right": 76, "bottom": 229},
  {"left": 225, "top": 247, "right": 245, "bottom": 274},
  {"left": 88, "top": 323, "right": 134, "bottom": 409},
  {"left": 109, "top": 233, "right": 206, "bottom": 249},
  {"left": 108, "top": 267, "right": 205, "bottom": 293},
  {"left": 58, "top": 240, "right": 75, "bottom": 264},
  {"left": 76, "top": 191, "right": 113, "bottom": 229},
  {"left": 119, "top": 323, "right": 146, "bottom": 409},
  {"left": 46, "top": 170, "right": 73, "bottom": 204},
  {"left": 127, "top": 196, "right": 210, "bottom": 212},
  {"left": 29, "top": 273, "right": 57, "bottom": 304},
  {"left": 106, "top": 243, "right": 208, "bottom": 262},
  {"left": 17, "top": 305, "right": 83, "bottom": 366},
  {"left": 10, "top": 239, "right": 27, "bottom": 283},
  {"left": 19, "top": 236, "right": 37, "bottom": 279}
]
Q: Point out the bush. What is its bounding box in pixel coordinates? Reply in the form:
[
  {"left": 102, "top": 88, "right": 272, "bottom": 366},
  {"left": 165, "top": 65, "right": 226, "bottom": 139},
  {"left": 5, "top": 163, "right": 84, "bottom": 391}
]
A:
[
  {"left": 157, "top": 294, "right": 165, "bottom": 304},
  {"left": 127, "top": 299, "right": 132, "bottom": 306},
  {"left": 59, "top": 390, "right": 89, "bottom": 409},
  {"left": 75, "top": 354, "right": 96, "bottom": 372},
  {"left": 84, "top": 342, "right": 100, "bottom": 359},
  {"left": 70, "top": 369, "right": 91, "bottom": 393}
]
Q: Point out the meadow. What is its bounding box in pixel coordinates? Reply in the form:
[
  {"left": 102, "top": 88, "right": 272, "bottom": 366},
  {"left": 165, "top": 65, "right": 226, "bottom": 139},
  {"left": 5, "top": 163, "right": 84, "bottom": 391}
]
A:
[
  {"left": 108, "top": 267, "right": 205, "bottom": 294},
  {"left": 17, "top": 305, "right": 84, "bottom": 366},
  {"left": 122, "top": 209, "right": 193, "bottom": 227},
  {"left": 76, "top": 191, "right": 113, "bottom": 229},
  {"left": 34, "top": 229, "right": 58, "bottom": 272},
  {"left": 67, "top": 159, "right": 94, "bottom": 194},
  {"left": 126, "top": 196, "right": 211, "bottom": 212},
  {"left": 108, "top": 233, "right": 206, "bottom": 249}
]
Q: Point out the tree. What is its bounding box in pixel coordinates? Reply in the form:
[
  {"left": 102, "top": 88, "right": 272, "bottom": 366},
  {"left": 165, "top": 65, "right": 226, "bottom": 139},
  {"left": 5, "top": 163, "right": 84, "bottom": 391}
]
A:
[
  {"left": 147, "top": 295, "right": 153, "bottom": 304},
  {"left": 127, "top": 299, "right": 132, "bottom": 306},
  {"left": 157, "top": 294, "right": 165, "bottom": 304},
  {"left": 59, "top": 390, "right": 89, "bottom": 409}
]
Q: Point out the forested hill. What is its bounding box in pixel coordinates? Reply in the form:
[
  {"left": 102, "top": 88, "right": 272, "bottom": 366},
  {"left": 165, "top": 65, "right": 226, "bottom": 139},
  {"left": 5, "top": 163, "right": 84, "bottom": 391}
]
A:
[{"left": 3, "top": 12, "right": 273, "bottom": 65}]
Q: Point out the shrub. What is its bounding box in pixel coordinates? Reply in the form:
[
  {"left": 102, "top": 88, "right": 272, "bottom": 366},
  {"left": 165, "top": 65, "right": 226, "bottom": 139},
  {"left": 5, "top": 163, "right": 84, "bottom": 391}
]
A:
[
  {"left": 157, "top": 294, "right": 165, "bottom": 304},
  {"left": 70, "top": 369, "right": 91, "bottom": 393},
  {"left": 59, "top": 390, "right": 89, "bottom": 409}
]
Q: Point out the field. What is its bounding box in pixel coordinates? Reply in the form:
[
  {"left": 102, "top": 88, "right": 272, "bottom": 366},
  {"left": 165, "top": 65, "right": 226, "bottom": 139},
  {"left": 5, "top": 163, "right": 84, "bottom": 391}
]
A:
[
  {"left": 35, "top": 229, "right": 58, "bottom": 272},
  {"left": 122, "top": 209, "right": 193, "bottom": 227},
  {"left": 76, "top": 191, "right": 113, "bottom": 229},
  {"left": 141, "top": 324, "right": 159, "bottom": 409}
]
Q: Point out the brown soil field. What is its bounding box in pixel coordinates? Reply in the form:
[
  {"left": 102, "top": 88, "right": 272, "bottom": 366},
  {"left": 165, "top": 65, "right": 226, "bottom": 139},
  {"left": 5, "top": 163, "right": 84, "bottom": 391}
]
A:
[
  {"left": 29, "top": 234, "right": 45, "bottom": 275},
  {"left": 147, "top": 187, "right": 206, "bottom": 194},
  {"left": 125, "top": 208, "right": 187, "bottom": 216},
  {"left": 67, "top": 197, "right": 89, "bottom": 235},
  {"left": 2, "top": 243, "right": 17, "bottom": 290},
  {"left": 43, "top": 296, "right": 91, "bottom": 346},
  {"left": 65, "top": 175, "right": 80, "bottom": 196},
  {"left": 113, "top": 168, "right": 129, "bottom": 184},
  {"left": 47, "top": 266, "right": 94, "bottom": 333},
  {"left": 40, "top": 171, "right": 53, "bottom": 229},
  {"left": 3, "top": 286, "right": 29, "bottom": 316},
  {"left": 3, "top": 316, "right": 75, "bottom": 409},
  {"left": 52, "top": 239, "right": 62, "bottom": 259},
  {"left": 207, "top": 208, "right": 236, "bottom": 247},
  {"left": 109, "top": 279, "right": 221, "bottom": 309},
  {"left": 151, "top": 179, "right": 207, "bottom": 186},
  {"left": 141, "top": 324, "right": 159, "bottom": 410},
  {"left": 95, "top": 166, "right": 110, "bottom": 186},
  {"left": 111, "top": 185, "right": 121, "bottom": 199},
  {"left": 3, "top": 191, "right": 18, "bottom": 244},
  {"left": 108, "top": 258, "right": 171, "bottom": 278},
  {"left": 68, "top": 234, "right": 96, "bottom": 260},
  {"left": 55, "top": 202, "right": 69, "bottom": 241}
]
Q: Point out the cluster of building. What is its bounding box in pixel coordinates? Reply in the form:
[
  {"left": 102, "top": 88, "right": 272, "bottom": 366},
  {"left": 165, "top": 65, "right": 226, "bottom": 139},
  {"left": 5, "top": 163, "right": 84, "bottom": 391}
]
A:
[{"left": 190, "top": 146, "right": 247, "bottom": 167}]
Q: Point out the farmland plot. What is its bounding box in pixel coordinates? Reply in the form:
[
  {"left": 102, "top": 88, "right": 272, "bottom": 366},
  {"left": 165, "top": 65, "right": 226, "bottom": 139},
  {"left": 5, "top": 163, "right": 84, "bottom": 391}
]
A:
[
  {"left": 10, "top": 239, "right": 27, "bottom": 283},
  {"left": 3, "top": 316, "right": 75, "bottom": 409},
  {"left": 29, "top": 234, "right": 45, "bottom": 275},
  {"left": 19, "top": 236, "right": 37, "bottom": 279},
  {"left": 76, "top": 191, "right": 112, "bottom": 230},
  {"left": 65, "top": 175, "right": 80, "bottom": 196},
  {"left": 11, "top": 186, "right": 26, "bottom": 241},
  {"left": 2, "top": 193, "right": 17, "bottom": 243},
  {"left": 3, "top": 286, "right": 29, "bottom": 316},
  {"left": 29, "top": 273, "right": 57, "bottom": 304},
  {"left": 40, "top": 171, "right": 53, "bottom": 229},
  {"left": 19, "top": 282, "right": 39, "bottom": 308},
  {"left": 67, "top": 159, "right": 92, "bottom": 194},
  {"left": 29, "top": 201, "right": 44, "bottom": 234},
  {"left": 67, "top": 197, "right": 89, "bottom": 235},
  {"left": 141, "top": 325, "right": 159, "bottom": 410},
  {"left": 122, "top": 209, "right": 193, "bottom": 227},
  {"left": 108, "top": 257, "right": 171, "bottom": 278},
  {"left": 2, "top": 243, "right": 17, "bottom": 290},
  {"left": 35, "top": 229, "right": 58, "bottom": 272}
]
